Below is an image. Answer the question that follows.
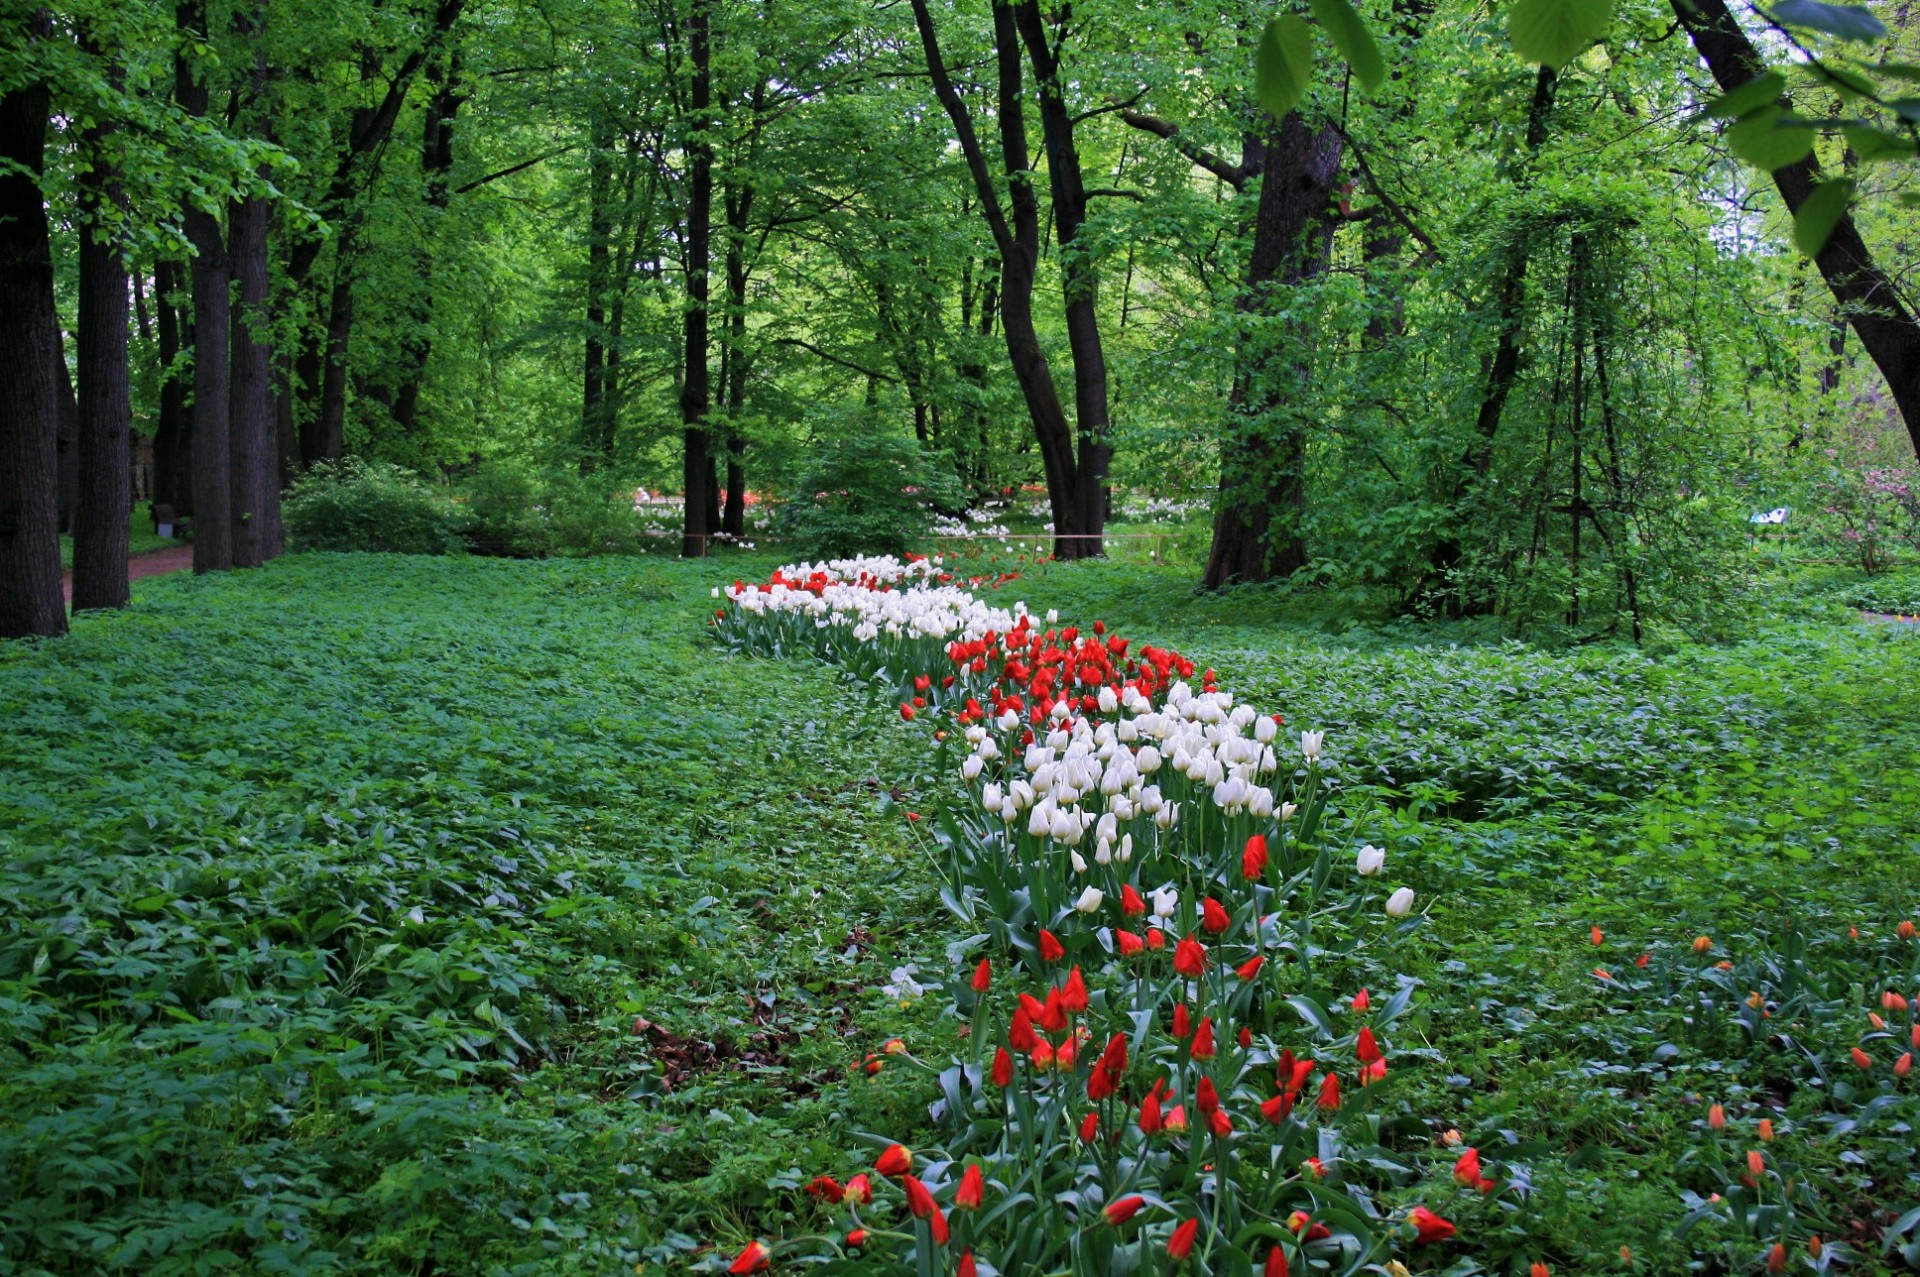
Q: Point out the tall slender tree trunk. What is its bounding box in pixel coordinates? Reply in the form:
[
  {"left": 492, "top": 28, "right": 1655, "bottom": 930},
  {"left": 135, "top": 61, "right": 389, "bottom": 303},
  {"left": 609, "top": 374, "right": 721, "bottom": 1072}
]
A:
[
  {"left": 73, "top": 83, "right": 133, "bottom": 612},
  {"left": 910, "top": 0, "right": 1081, "bottom": 559},
  {"left": 55, "top": 331, "right": 80, "bottom": 535},
  {"left": 311, "top": 244, "right": 356, "bottom": 465},
  {"left": 1013, "top": 0, "right": 1109, "bottom": 558},
  {"left": 1672, "top": 0, "right": 1920, "bottom": 461},
  {"left": 394, "top": 58, "right": 462, "bottom": 437},
  {"left": 0, "top": 49, "right": 67, "bottom": 639},
  {"left": 230, "top": 191, "right": 276, "bottom": 565},
  {"left": 680, "top": 0, "right": 713, "bottom": 558},
  {"left": 721, "top": 196, "right": 750, "bottom": 539},
  {"left": 152, "top": 259, "right": 193, "bottom": 517},
  {"left": 178, "top": 1, "right": 232, "bottom": 573},
  {"left": 582, "top": 108, "right": 615, "bottom": 470}
]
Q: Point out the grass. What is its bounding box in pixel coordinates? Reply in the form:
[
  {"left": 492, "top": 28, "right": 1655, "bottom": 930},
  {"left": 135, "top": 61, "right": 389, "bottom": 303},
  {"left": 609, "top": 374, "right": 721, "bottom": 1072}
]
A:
[{"left": 3, "top": 551, "right": 1917, "bottom": 1273}]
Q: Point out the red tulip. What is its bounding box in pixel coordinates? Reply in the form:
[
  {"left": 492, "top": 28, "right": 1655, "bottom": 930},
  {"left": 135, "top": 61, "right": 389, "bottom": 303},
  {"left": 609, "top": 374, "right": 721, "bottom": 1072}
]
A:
[
  {"left": 1590, "top": 925, "right": 1603, "bottom": 946},
  {"left": 954, "top": 1164, "right": 984, "bottom": 1210},
  {"left": 1851, "top": 1046, "right": 1873, "bottom": 1069},
  {"left": 1356, "top": 1026, "right": 1383, "bottom": 1065},
  {"left": 1302, "top": 1156, "right": 1326, "bottom": 1178},
  {"left": 1409, "top": 1205, "right": 1455, "bottom": 1243},
  {"left": 729, "top": 1240, "right": 771, "bottom": 1273},
  {"left": 1261, "top": 1093, "right": 1291, "bottom": 1123},
  {"left": 1146, "top": 928, "right": 1166, "bottom": 950},
  {"left": 1767, "top": 1242, "right": 1786, "bottom": 1273},
  {"left": 1196, "top": 1075, "right": 1220, "bottom": 1115},
  {"left": 1172, "top": 1003, "right": 1191, "bottom": 1038},
  {"left": 1707, "top": 1103, "right": 1726, "bottom": 1130},
  {"left": 1316, "top": 1072, "right": 1341, "bottom": 1111},
  {"left": 1039, "top": 929, "right": 1065, "bottom": 962},
  {"left": 1140, "top": 1090, "right": 1164, "bottom": 1134},
  {"left": 1264, "top": 1244, "right": 1291, "bottom": 1277},
  {"left": 1168, "top": 1217, "right": 1200, "bottom": 1261},
  {"left": 1243, "top": 834, "right": 1269, "bottom": 880},
  {"left": 1285, "top": 1211, "right": 1331, "bottom": 1241},
  {"left": 1191, "top": 1016, "right": 1216, "bottom": 1060},
  {"left": 1747, "top": 1149, "right": 1766, "bottom": 1177},
  {"left": 1079, "top": 1110, "right": 1100, "bottom": 1143},
  {"left": 843, "top": 1174, "right": 872, "bottom": 1204},
  {"left": 875, "top": 1144, "right": 912, "bottom": 1177},
  {"left": 1008, "top": 1007, "right": 1038, "bottom": 1052},
  {"left": 1061, "top": 965, "right": 1089, "bottom": 1013},
  {"left": 846, "top": 1229, "right": 868, "bottom": 1248},
  {"left": 1116, "top": 929, "right": 1145, "bottom": 956},
  {"left": 1530, "top": 1264, "right": 1550, "bottom": 1277},
  {"left": 957, "top": 1252, "right": 977, "bottom": 1277},
  {"left": 1282, "top": 1055, "right": 1315, "bottom": 1096},
  {"left": 1203, "top": 897, "right": 1231, "bottom": 934},
  {"left": 805, "top": 1174, "right": 844, "bottom": 1203},
  {"left": 1237, "top": 955, "right": 1266, "bottom": 980},
  {"left": 1351, "top": 988, "right": 1370, "bottom": 1012},
  {"left": 1122, "top": 884, "right": 1147, "bottom": 915},
  {"left": 971, "top": 958, "right": 991, "bottom": 992},
  {"left": 1103, "top": 1195, "right": 1147, "bottom": 1225},
  {"left": 1360, "top": 1058, "right": 1387, "bottom": 1086},
  {"left": 1897, "top": 1052, "right": 1913, "bottom": 1077},
  {"left": 1040, "top": 987, "right": 1068, "bottom": 1032},
  {"left": 1030, "top": 1039, "right": 1055, "bottom": 1070},
  {"left": 991, "top": 1045, "right": 1013, "bottom": 1087},
  {"left": 1174, "top": 935, "right": 1208, "bottom": 977},
  {"left": 1239, "top": 1025, "right": 1254, "bottom": 1049},
  {"left": 1453, "top": 1147, "right": 1482, "bottom": 1187},
  {"left": 1164, "top": 1103, "right": 1188, "bottom": 1133},
  {"left": 903, "top": 1176, "right": 949, "bottom": 1243}
]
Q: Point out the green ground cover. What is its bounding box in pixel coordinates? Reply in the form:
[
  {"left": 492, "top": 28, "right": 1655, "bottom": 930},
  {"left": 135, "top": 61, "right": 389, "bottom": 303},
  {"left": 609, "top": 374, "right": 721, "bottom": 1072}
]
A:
[{"left": 2, "top": 552, "right": 1916, "bottom": 1274}]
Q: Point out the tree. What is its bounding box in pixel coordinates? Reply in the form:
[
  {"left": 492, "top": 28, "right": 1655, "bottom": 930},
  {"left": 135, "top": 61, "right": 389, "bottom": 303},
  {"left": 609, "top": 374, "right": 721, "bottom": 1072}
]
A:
[{"left": 0, "top": 16, "right": 67, "bottom": 639}]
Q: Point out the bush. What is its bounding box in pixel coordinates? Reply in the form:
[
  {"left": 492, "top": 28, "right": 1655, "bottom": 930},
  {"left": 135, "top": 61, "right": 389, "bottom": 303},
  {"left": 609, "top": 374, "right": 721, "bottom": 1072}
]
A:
[
  {"left": 461, "top": 465, "right": 654, "bottom": 558},
  {"left": 777, "top": 430, "right": 963, "bottom": 560},
  {"left": 284, "top": 459, "right": 466, "bottom": 555}
]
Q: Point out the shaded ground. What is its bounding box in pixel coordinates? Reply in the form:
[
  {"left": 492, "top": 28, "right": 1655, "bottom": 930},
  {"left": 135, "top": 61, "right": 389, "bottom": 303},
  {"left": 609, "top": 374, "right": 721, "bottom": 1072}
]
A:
[{"left": 60, "top": 543, "right": 193, "bottom": 605}]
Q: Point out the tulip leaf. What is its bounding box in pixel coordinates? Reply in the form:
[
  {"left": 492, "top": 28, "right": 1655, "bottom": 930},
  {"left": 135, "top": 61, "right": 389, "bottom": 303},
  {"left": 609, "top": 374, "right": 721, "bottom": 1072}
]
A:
[
  {"left": 1793, "top": 177, "right": 1855, "bottom": 255},
  {"left": 1308, "top": 0, "right": 1386, "bottom": 92},
  {"left": 1704, "top": 71, "right": 1786, "bottom": 119},
  {"left": 1287, "top": 993, "right": 1337, "bottom": 1040},
  {"left": 1256, "top": 15, "right": 1315, "bottom": 121},
  {"left": 1509, "top": 0, "right": 1614, "bottom": 69},
  {"left": 1769, "top": 0, "right": 1887, "bottom": 40}
]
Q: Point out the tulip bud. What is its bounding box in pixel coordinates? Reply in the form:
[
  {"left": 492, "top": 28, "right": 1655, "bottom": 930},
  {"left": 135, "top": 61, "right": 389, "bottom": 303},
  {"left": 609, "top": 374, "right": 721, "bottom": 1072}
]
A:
[
  {"left": 1747, "top": 1149, "right": 1766, "bottom": 1177},
  {"left": 1708, "top": 1103, "right": 1726, "bottom": 1130},
  {"left": 728, "top": 1240, "right": 771, "bottom": 1273},
  {"left": 1386, "top": 887, "right": 1415, "bottom": 918},
  {"left": 1692, "top": 935, "right": 1712, "bottom": 953},
  {"left": 1168, "top": 1218, "right": 1200, "bottom": 1262},
  {"left": 1074, "top": 886, "right": 1104, "bottom": 913},
  {"left": 1898, "top": 1052, "right": 1913, "bottom": 1077},
  {"left": 1758, "top": 1118, "right": 1774, "bottom": 1142},
  {"left": 1103, "top": 1195, "right": 1146, "bottom": 1226},
  {"left": 1852, "top": 1046, "right": 1874, "bottom": 1069},
  {"left": 1591, "top": 926, "right": 1604, "bottom": 946},
  {"left": 1767, "top": 1242, "right": 1786, "bottom": 1274},
  {"left": 1356, "top": 845, "right": 1386, "bottom": 876}
]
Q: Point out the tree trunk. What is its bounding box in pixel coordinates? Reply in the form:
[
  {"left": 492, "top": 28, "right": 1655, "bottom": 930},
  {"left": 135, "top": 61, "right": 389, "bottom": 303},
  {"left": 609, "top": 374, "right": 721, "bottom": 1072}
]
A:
[
  {"left": 910, "top": 0, "right": 1081, "bottom": 558},
  {"left": 1672, "top": 0, "right": 1920, "bottom": 461},
  {"left": 310, "top": 248, "right": 356, "bottom": 465},
  {"left": 55, "top": 330, "right": 79, "bottom": 536},
  {"left": 582, "top": 107, "right": 614, "bottom": 471},
  {"left": 0, "top": 58, "right": 68, "bottom": 639},
  {"left": 152, "top": 259, "right": 193, "bottom": 517},
  {"left": 394, "top": 58, "right": 463, "bottom": 437},
  {"left": 230, "top": 190, "right": 277, "bottom": 565},
  {"left": 679, "top": 0, "right": 713, "bottom": 558},
  {"left": 1202, "top": 116, "right": 1341, "bottom": 589},
  {"left": 178, "top": 2, "right": 232, "bottom": 573},
  {"left": 1012, "top": 0, "right": 1109, "bottom": 559},
  {"left": 73, "top": 93, "right": 133, "bottom": 612}
]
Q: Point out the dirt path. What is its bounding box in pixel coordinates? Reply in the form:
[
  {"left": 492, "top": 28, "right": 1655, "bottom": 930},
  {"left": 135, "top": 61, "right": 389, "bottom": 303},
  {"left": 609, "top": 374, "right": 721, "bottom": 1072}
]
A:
[{"left": 62, "top": 544, "right": 195, "bottom": 605}]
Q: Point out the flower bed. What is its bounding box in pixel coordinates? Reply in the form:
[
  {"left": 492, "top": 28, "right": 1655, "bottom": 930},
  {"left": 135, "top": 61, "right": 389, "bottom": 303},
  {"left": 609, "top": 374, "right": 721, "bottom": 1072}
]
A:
[{"left": 709, "top": 557, "right": 1468, "bottom": 1275}]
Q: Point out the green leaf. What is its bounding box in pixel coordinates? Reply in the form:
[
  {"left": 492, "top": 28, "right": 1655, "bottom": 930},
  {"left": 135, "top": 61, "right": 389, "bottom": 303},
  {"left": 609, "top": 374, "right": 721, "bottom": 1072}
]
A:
[
  {"left": 1770, "top": 0, "right": 1887, "bottom": 39},
  {"left": 1793, "top": 177, "right": 1854, "bottom": 255},
  {"left": 1509, "top": 0, "right": 1614, "bottom": 69},
  {"left": 1727, "top": 106, "right": 1817, "bottom": 169},
  {"left": 1256, "top": 15, "right": 1316, "bottom": 121},
  {"left": 1805, "top": 61, "right": 1877, "bottom": 95},
  {"left": 1704, "top": 71, "right": 1786, "bottom": 118},
  {"left": 1308, "top": 0, "right": 1386, "bottom": 92},
  {"left": 1844, "top": 123, "right": 1917, "bottom": 159}
]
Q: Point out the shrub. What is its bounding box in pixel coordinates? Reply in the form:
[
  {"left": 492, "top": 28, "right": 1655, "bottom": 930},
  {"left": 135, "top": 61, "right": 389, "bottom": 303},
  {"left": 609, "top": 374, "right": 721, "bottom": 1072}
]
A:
[
  {"left": 284, "top": 459, "right": 466, "bottom": 555},
  {"left": 462, "top": 463, "right": 552, "bottom": 558},
  {"left": 460, "top": 466, "right": 654, "bottom": 558},
  {"left": 778, "top": 430, "right": 964, "bottom": 560}
]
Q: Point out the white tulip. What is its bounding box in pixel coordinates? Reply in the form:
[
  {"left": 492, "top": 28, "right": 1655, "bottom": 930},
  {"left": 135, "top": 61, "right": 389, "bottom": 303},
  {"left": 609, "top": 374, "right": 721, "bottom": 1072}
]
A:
[
  {"left": 1300, "top": 730, "right": 1325, "bottom": 762},
  {"left": 1136, "top": 745, "right": 1162, "bottom": 773},
  {"left": 1254, "top": 714, "right": 1277, "bottom": 744},
  {"left": 1028, "top": 805, "right": 1052, "bottom": 839},
  {"left": 1357, "top": 845, "right": 1386, "bottom": 876},
  {"left": 1097, "top": 685, "right": 1118, "bottom": 714},
  {"left": 1046, "top": 609, "right": 1059, "bottom": 624},
  {"left": 1070, "top": 850, "right": 1088, "bottom": 874},
  {"left": 961, "top": 755, "right": 983, "bottom": 781},
  {"left": 1118, "top": 833, "right": 1134, "bottom": 862},
  {"left": 1385, "top": 887, "right": 1415, "bottom": 917},
  {"left": 982, "top": 782, "right": 1003, "bottom": 809},
  {"left": 1280, "top": 802, "right": 1298, "bottom": 821},
  {"left": 1074, "top": 886, "right": 1104, "bottom": 913},
  {"left": 1154, "top": 802, "right": 1181, "bottom": 830},
  {"left": 1151, "top": 885, "right": 1178, "bottom": 918},
  {"left": 998, "top": 710, "right": 1020, "bottom": 731},
  {"left": 1248, "top": 786, "right": 1274, "bottom": 818}
]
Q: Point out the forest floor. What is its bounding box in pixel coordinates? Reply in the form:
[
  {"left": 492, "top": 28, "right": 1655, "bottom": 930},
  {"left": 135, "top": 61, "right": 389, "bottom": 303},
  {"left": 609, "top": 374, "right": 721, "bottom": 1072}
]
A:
[
  {"left": 59, "top": 542, "right": 193, "bottom": 604},
  {"left": 1, "top": 552, "right": 1916, "bottom": 1274}
]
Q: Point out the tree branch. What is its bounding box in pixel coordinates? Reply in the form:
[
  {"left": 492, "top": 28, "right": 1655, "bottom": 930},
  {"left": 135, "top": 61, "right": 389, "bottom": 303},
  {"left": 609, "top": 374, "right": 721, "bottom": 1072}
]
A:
[
  {"left": 1118, "top": 108, "right": 1248, "bottom": 189},
  {"left": 770, "top": 337, "right": 896, "bottom": 382},
  {"left": 452, "top": 146, "right": 576, "bottom": 194},
  {"left": 1331, "top": 124, "right": 1443, "bottom": 263}
]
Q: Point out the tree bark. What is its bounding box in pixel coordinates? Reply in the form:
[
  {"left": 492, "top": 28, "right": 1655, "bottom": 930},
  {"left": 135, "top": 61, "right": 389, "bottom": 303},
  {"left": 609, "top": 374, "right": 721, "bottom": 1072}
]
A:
[
  {"left": 1201, "top": 116, "right": 1341, "bottom": 589},
  {"left": 680, "top": 0, "right": 713, "bottom": 558},
  {"left": 910, "top": 0, "right": 1082, "bottom": 559},
  {"left": 582, "top": 107, "right": 615, "bottom": 470},
  {"left": 152, "top": 259, "right": 193, "bottom": 518},
  {"left": 178, "top": 1, "right": 233, "bottom": 573},
  {"left": 73, "top": 89, "right": 133, "bottom": 612},
  {"left": 1672, "top": 0, "right": 1920, "bottom": 461},
  {"left": 230, "top": 191, "right": 276, "bottom": 566},
  {"left": 394, "top": 57, "right": 463, "bottom": 437},
  {"left": 1012, "top": 1, "right": 1109, "bottom": 558},
  {"left": 0, "top": 51, "right": 68, "bottom": 639}
]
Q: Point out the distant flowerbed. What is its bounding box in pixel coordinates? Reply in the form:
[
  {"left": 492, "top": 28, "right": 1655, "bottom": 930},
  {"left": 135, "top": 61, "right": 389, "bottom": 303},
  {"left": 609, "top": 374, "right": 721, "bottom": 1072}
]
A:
[{"left": 710, "top": 556, "right": 1452, "bottom": 1275}]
